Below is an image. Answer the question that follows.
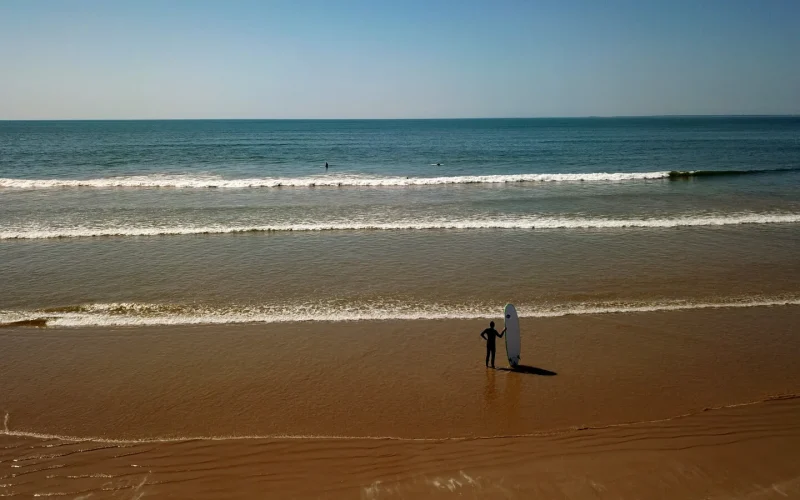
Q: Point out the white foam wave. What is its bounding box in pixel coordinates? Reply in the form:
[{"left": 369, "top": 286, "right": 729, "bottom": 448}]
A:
[
  {"left": 0, "top": 171, "right": 671, "bottom": 189},
  {"left": 2, "top": 213, "right": 798, "bottom": 239},
  {"left": 2, "top": 297, "right": 798, "bottom": 328}
]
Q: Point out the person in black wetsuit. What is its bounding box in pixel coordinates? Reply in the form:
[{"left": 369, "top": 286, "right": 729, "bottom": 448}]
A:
[{"left": 480, "top": 321, "right": 506, "bottom": 368}]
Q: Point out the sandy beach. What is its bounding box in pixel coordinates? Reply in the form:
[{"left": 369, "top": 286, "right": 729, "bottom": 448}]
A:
[{"left": 2, "top": 305, "right": 799, "bottom": 498}]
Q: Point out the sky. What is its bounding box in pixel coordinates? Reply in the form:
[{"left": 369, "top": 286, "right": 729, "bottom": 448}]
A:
[{"left": 1, "top": 0, "right": 799, "bottom": 119}]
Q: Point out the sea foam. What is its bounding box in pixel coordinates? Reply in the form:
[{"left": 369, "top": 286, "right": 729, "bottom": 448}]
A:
[
  {"left": 2, "top": 297, "right": 798, "bottom": 328},
  {"left": 0, "top": 171, "right": 669, "bottom": 189},
  {"left": 1, "top": 167, "right": 796, "bottom": 190},
  {"left": 1, "top": 213, "right": 798, "bottom": 239}
]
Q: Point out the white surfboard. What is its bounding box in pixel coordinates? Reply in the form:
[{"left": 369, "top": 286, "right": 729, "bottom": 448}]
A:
[{"left": 504, "top": 303, "right": 521, "bottom": 368}]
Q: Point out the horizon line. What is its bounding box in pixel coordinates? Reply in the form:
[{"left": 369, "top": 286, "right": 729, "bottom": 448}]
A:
[{"left": 2, "top": 114, "right": 800, "bottom": 122}]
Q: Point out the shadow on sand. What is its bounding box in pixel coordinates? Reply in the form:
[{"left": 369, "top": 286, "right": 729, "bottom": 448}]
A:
[{"left": 496, "top": 364, "right": 557, "bottom": 376}]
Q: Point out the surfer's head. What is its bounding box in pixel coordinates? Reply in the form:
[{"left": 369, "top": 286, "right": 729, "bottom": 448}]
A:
[{"left": 490, "top": 321, "right": 495, "bottom": 328}]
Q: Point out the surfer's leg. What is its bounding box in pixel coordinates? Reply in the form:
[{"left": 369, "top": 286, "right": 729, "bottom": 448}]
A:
[
  {"left": 490, "top": 347, "right": 496, "bottom": 368},
  {"left": 485, "top": 347, "right": 490, "bottom": 367}
]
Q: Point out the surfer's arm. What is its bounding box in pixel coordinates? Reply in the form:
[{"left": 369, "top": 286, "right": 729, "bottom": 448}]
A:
[
  {"left": 499, "top": 328, "right": 506, "bottom": 338},
  {"left": 480, "top": 330, "right": 487, "bottom": 340}
]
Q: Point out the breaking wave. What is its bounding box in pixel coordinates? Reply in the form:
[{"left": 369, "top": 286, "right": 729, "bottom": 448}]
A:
[
  {"left": 2, "top": 213, "right": 798, "bottom": 239},
  {"left": 668, "top": 167, "right": 800, "bottom": 179},
  {"left": 1, "top": 167, "right": 795, "bottom": 190},
  {"left": 0, "top": 172, "right": 669, "bottom": 189},
  {"left": 1, "top": 296, "right": 798, "bottom": 328}
]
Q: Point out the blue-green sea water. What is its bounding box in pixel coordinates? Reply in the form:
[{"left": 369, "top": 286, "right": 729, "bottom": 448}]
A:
[{"left": 1, "top": 118, "right": 799, "bottom": 326}]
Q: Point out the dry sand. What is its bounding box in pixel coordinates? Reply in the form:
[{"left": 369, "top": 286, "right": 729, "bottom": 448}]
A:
[{"left": 1, "top": 306, "right": 799, "bottom": 498}]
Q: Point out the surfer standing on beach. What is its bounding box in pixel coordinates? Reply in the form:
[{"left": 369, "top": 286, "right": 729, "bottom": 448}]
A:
[{"left": 481, "top": 321, "right": 506, "bottom": 368}]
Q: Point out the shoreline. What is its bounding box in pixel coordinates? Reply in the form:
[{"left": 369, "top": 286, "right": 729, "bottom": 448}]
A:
[
  {"left": 3, "top": 296, "right": 800, "bottom": 329},
  {"left": 3, "top": 393, "right": 798, "bottom": 444}
]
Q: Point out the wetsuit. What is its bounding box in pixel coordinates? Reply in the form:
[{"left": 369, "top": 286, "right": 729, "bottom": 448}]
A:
[{"left": 481, "top": 327, "right": 504, "bottom": 368}]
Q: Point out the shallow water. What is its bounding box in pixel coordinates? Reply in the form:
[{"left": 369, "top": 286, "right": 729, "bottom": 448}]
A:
[{"left": 1, "top": 118, "right": 798, "bottom": 326}]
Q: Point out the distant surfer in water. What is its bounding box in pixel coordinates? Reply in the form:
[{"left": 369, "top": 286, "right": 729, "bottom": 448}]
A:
[
  {"left": 481, "top": 321, "right": 506, "bottom": 368},
  {"left": 325, "top": 162, "right": 329, "bottom": 171}
]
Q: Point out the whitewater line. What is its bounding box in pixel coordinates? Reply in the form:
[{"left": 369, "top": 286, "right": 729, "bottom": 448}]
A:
[
  {"left": 3, "top": 167, "right": 798, "bottom": 190},
  {"left": 0, "top": 171, "right": 671, "bottom": 189},
  {"left": 2, "top": 213, "right": 799, "bottom": 240},
  {"left": 2, "top": 297, "right": 799, "bottom": 328}
]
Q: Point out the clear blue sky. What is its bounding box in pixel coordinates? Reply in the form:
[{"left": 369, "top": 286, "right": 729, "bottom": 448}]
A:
[{"left": 1, "top": 0, "right": 798, "bottom": 119}]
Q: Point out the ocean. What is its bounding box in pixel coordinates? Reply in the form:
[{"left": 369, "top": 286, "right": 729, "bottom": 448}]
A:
[{"left": 1, "top": 117, "right": 799, "bottom": 327}]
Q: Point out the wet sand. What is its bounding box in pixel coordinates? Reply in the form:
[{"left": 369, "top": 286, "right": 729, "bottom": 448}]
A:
[{"left": 1, "top": 306, "right": 799, "bottom": 498}]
